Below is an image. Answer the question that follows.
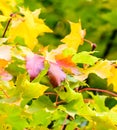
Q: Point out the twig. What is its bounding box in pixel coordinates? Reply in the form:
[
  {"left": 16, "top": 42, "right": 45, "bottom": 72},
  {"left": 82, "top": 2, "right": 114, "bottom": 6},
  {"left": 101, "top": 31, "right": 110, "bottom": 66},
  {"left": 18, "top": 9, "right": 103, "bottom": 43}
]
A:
[
  {"left": 55, "top": 100, "right": 65, "bottom": 105},
  {"left": 2, "top": 13, "right": 16, "bottom": 38},
  {"left": 78, "top": 87, "right": 117, "bottom": 97},
  {"left": 2, "top": 18, "right": 12, "bottom": 38},
  {"left": 44, "top": 92, "right": 57, "bottom": 96}
]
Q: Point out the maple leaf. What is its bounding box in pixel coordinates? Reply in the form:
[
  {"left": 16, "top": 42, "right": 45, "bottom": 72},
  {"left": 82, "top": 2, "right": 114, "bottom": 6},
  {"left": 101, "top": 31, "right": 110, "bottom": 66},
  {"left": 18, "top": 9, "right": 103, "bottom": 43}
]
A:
[
  {"left": 0, "top": 59, "right": 8, "bottom": 68},
  {"left": 45, "top": 44, "right": 67, "bottom": 62},
  {"left": 26, "top": 54, "right": 45, "bottom": 79},
  {"left": 26, "top": 51, "right": 66, "bottom": 87},
  {"left": 77, "top": 60, "right": 112, "bottom": 81},
  {"left": 22, "top": 79, "right": 48, "bottom": 99},
  {"left": 72, "top": 51, "right": 99, "bottom": 65},
  {"left": 44, "top": 45, "right": 79, "bottom": 75},
  {"left": 56, "top": 54, "right": 79, "bottom": 75},
  {"left": 61, "top": 21, "right": 85, "bottom": 51},
  {"left": 0, "top": 0, "right": 16, "bottom": 16},
  {"left": 48, "top": 62, "right": 66, "bottom": 87},
  {"left": 107, "top": 64, "right": 117, "bottom": 92},
  {"left": 8, "top": 8, "right": 52, "bottom": 50}
]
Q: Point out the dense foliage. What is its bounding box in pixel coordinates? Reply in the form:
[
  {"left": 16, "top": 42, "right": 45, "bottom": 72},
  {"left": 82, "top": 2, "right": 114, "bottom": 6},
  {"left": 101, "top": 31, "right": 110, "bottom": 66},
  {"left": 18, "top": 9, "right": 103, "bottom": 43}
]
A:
[{"left": 0, "top": 0, "right": 117, "bottom": 130}]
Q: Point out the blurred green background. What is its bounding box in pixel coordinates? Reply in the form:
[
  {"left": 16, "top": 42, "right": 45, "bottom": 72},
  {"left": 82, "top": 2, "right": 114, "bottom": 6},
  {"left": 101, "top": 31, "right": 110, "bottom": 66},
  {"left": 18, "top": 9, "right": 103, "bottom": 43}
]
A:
[{"left": 23, "top": 0, "right": 117, "bottom": 59}]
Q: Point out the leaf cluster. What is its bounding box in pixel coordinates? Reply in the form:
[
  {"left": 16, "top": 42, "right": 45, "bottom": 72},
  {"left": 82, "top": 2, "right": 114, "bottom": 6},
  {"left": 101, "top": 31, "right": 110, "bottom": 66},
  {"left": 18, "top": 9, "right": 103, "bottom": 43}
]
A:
[{"left": 0, "top": 1, "right": 117, "bottom": 130}]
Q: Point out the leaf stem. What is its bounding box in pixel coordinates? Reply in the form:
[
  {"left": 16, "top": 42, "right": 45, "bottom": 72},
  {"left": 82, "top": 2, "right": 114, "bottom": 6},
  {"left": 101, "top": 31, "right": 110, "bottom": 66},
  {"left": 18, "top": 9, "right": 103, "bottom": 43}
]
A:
[
  {"left": 55, "top": 94, "right": 59, "bottom": 106},
  {"left": 61, "top": 114, "right": 69, "bottom": 130},
  {"left": 78, "top": 87, "right": 117, "bottom": 97},
  {"left": 0, "top": 88, "right": 10, "bottom": 98},
  {"left": 84, "top": 39, "right": 97, "bottom": 51}
]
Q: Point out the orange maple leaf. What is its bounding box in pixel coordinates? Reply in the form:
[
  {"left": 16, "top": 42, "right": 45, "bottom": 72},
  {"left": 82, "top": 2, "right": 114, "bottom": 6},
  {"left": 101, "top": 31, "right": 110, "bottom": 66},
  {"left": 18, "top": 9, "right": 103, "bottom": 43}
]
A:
[
  {"left": 55, "top": 54, "right": 79, "bottom": 75},
  {"left": 0, "top": 59, "right": 8, "bottom": 68}
]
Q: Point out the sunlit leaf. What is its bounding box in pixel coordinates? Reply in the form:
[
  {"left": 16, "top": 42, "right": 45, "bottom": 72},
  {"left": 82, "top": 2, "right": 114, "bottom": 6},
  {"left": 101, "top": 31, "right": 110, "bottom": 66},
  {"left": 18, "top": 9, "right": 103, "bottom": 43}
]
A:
[
  {"left": 0, "top": 59, "right": 8, "bottom": 68},
  {"left": 45, "top": 45, "right": 79, "bottom": 74},
  {"left": 31, "top": 110, "right": 51, "bottom": 127},
  {"left": 107, "top": 65, "right": 117, "bottom": 92},
  {"left": 72, "top": 51, "right": 99, "bottom": 65},
  {"left": 28, "top": 95, "right": 55, "bottom": 113},
  {"left": 0, "top": 103, "right": 28, "bottom": 130},
  {"left": 45, "top": 44, "right": 67, "bottom": 62},
  {"left": 56, "top": 83, "right": 95, "bottom": 119},
  {"left": 8, "top": 8, "right": 52, "bottom": 49},
  {"left": 56, "top": 55, "right": 79, "bottom": 75},
  {"left": 88, "top": 92, "right": 109, "bottom": 112},
  {"left": 0, "top": 0, "right": 16, "bottom": 16},
  {"left": 61, "top": 21, "right": 85, "bottom": 50},
  {"left": 0, "top": 15, "right": 8, "bottom": 21},
  {"left": 77, "top": 60, "right": 112, "bottom": 80},
  {"left": 22, "top": 80, "right": 48, "bottom": 99}
]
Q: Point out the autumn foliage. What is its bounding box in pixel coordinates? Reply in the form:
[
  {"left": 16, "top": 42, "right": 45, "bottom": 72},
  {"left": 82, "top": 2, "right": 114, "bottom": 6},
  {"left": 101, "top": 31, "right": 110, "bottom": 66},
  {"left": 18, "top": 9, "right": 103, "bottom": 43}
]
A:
[{"left": 0, "top": 1, "right": 117, "bottom": 130}]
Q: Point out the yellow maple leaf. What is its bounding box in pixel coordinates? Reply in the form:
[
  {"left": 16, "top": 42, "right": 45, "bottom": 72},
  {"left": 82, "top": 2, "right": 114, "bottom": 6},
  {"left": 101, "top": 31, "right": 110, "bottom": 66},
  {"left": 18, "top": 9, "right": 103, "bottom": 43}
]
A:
[
  {"left": 77, "top": 60, "right": 112, "bottom": 81},
  {"left": 107, "top": 65, "right": 117, "bottom": 92},
  {"left": 8, "top": 8, "right": 52, "bottom": 50},
  {"left": 0, "top": 0, "right": 16, "bottom": 16},
  {"left": 61, "top": 21, "right": 85, "bottom": 51}
]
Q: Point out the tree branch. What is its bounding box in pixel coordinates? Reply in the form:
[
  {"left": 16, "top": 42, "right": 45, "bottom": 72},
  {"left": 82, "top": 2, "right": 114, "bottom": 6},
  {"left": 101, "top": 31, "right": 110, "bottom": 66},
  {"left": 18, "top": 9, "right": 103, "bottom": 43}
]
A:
[{"left": 78, "top": 87, "right": 117, "bottom": 97}]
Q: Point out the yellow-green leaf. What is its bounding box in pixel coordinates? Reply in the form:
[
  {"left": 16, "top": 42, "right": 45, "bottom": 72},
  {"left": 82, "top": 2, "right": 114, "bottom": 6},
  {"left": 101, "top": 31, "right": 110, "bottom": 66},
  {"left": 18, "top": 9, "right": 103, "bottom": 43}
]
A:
[
  {"left": 72, "top": 51, "right": 99, "bottom": 65},
  {"left": 22, "top": 80, "right": 48, "bottom": 98},
  {"left": 77, "top": 60, "right": 112, "bottom": 81}
]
